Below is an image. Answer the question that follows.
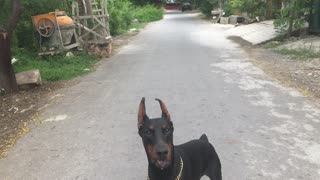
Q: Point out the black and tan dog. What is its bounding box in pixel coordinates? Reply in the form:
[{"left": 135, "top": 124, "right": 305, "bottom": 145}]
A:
[{"left": 138, "top": 98, "right": 222, "bottom": 180}]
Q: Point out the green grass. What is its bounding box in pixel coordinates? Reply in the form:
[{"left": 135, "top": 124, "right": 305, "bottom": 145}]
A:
[
  {"left": 133, "top": 5, "right": 163, "bottom": 23},
  {"left": 129, "top": 22, "right": 146, "bottom": 30},
  {"left": 275, "top": 48, "right": 320, "bottom": 60},
  {"left": 13, "top": 49, "right": 98, "bottom": 81},
  {"left": 263, "top": 41, "right": 283, "bottom": 49}
]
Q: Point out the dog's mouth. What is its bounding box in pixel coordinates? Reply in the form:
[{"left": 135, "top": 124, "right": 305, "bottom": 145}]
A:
[{"left": 155, "top": 160, "right": 170, "bottom": 170}]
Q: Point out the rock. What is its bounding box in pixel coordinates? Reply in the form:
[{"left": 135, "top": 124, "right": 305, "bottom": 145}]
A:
[
  {"left": 295, "top": 70, "right": 304, "bottom": 74},
  {"left": 15, "top": 70, "right": 42, "bottom": 90},
  {"left": 129, "top": 28, "right": 138, "bottom": 32},
  {"left": 11, "top": 57, "right": 18, "bottom": 64},
  {"left": 132, "top": 19, "right": 139, "bottom": 23},
  {"left": 220, "top": 17, "right": 229, "bottom": 24},
  {"left": 66, "top": 52, "right": 74, "bottom": 57}
]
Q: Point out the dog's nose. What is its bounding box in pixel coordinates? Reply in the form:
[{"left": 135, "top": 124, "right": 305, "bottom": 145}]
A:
[{"left": 157, "top": 149, "right": 168, "bottom": 158}]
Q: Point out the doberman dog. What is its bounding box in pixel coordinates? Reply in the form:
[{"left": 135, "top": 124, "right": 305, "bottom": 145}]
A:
[{"left": 138, "top": 98, "right": 222, "bottom": 180}]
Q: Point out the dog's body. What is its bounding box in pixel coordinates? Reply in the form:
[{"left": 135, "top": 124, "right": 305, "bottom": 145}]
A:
[{"left": 138, "top": 98, "right": 222, "bottom": 180}]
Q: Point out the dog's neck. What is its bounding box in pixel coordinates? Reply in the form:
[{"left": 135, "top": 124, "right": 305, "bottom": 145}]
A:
[{"left": 148, "top": 147, "right": 181, "bottom": 180}]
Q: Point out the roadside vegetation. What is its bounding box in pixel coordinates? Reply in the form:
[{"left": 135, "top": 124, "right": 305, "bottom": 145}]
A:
[
  {"left": 264, "top": 41, "right": 320, "bottom": 61},
  {"left": 0, "top": 0, "right": 164, "bottom": 86},
  {"left": 13, "top": 50, "right": 98, "bottom": 81},
  {"left": 0, "top": 0, "right": 164, "bottom": 158},
  {"left": 109, "top": 0, "right": 163, "bottom": 35}
]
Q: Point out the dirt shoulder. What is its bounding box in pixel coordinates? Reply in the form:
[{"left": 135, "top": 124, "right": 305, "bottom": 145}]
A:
[
  {"left": 229, "top": 36, "right": 320, "bottom": 99},
  {"left": 0, "top": 31, "right": 139, "bottom": 158}
]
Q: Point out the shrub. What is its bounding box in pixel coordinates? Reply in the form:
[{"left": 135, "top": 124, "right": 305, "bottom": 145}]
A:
[
  {"left": 274, "top": 0, "right": 311, "bottom": 37},
  {"left": 133, "top": 5, "right": 163, "bottom": 23},
  {"left": 199, "top": 0, "right": 219, "bottom": 17},
  {"left": 108, "top": 0, "right": 134, "bottom": 35},
  {"left": 229, "top": 0, "right": 266, "bottom": 18}
]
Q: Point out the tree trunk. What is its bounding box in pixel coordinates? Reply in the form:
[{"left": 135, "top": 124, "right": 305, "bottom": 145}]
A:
[
  {"left": 0, "top": 32, "right": 18, "bottom": 93},
  {"left": 0, "top": 0, "right": 23, "bottom": 94},
  {"left": 287, "top": 0, "right": 296, "bottom": 37}
]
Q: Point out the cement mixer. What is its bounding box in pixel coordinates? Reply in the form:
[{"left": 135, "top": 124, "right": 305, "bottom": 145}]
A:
[{"left": 32, "top": 10, "right": 79, "bottom": 55}]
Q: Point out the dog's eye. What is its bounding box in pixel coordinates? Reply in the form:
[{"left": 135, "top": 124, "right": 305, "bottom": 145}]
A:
[
  {"left": 145, "top": 129, "right": 152, "bottom": 135},
  {"left": 164, "top": 128, "right": 170, "bottom": 133}
]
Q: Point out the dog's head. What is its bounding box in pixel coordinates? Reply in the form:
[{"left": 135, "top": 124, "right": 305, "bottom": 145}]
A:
[{"left": 138, "top": 97, "right": 174, "bottom": 170}]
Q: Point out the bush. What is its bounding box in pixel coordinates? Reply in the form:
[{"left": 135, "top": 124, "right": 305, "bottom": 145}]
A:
[
  {"left": 133, "top": 5, "right": 163, "bottom": 23},
  {"left": 229, "top": 0, "right": 266, "bottom": 18},
  {"left": 274, "top": 0, "right": 311, "bottom": 37},
  {"left": 108, "top": 0, "right": 163, "bottom": 35},
  {"left": 199, "top": 0, "right": 219, "bottom": 17},
  {"left": 108, "top": 0, "right": 134, "bottom": 35}
]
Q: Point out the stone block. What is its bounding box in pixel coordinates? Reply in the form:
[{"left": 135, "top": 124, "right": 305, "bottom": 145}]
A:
[
  {"left": 15, "top": 69, "right": 42, "bottom": 89},
  {"left": 220, "top": 17, "right": 229, "bottom": 24}
]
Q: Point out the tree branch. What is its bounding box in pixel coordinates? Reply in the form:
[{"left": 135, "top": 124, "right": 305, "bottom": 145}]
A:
[{"left": 7, "top": 0, "right": 24, "bottom": 35}]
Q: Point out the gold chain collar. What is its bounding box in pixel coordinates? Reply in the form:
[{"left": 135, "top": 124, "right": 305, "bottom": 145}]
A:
[{"left": 147, "top": 156, "right": 184, "bottom": 180}]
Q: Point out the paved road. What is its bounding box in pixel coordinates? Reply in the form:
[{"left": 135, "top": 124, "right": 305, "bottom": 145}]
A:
[{"left": 1, "top": 12, "right": 320, "bottom": 180}]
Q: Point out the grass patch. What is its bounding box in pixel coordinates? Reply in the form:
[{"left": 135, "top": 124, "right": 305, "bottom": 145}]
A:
[
  {"left": 13, "top": 49, "right": 98, "bottom": 81},
  {"left": 263, "top": 41, "right": 282, "bottom": 49},
  {"left": 129, "top": 22, "right": 146, "bottom": 30},
  {"left": 275, "top": 48, "right": 320, "bottom": 60}
]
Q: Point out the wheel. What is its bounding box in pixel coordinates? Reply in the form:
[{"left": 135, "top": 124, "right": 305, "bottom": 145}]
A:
[{"left": 37, "top": 18, "right": 55, "bottom": 37}]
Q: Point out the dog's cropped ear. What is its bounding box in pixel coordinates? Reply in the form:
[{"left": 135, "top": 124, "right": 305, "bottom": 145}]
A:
[
  {"left": 155, "top": 99, "right": 171, "bottom": 123},
  {"left": 138, "top": 97, "right": 148, "bottom": 129}
]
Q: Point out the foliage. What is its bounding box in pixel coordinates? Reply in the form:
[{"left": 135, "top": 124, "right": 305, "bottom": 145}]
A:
[
  {"left": 133, "top": 5, "right": 163, "bottom": 23},
  {"left": 222, "top": 2, "right": 233, "bottom": 17},
  {"left": 1, "top": 0, "right": 164, "bottom": 47},
  {"left": 199, "top": 0, "right": 219, "bottom": 17},
  {"left": 129, "top": 0, "right": 164, "bottom": 6},
  {"left": 0, "top": 0, "right": 70, "bottom": 49},
  {"left": 229, "top": 0, "right": 266, "bottom": 18},
  {"left": 0, "top": 0, "right": 11, "bottom": 27},
  {"left": 274, "top": 0, "right": 311, "bottom": 37},
  {"left": 108, "top": 0, "right": 163, "bottom": 35},
  {"left": 13, "top": 50, "right": 98, "bottom": 81},
  {"left": 108, "top": 0, "right": 134, "bottom": 35}
]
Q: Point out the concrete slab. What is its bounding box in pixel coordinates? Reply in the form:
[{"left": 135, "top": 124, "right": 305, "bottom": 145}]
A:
[{"left": 226, "top": 20, "right": 278, "bottom": 45}]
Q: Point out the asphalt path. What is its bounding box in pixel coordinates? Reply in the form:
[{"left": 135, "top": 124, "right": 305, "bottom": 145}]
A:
[{"left": 1, "top": 11, "right": 320, "bottom": 180}]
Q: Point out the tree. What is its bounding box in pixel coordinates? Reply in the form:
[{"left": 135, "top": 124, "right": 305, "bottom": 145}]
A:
[
  {"left": 274, "top": 0, "right": 311, "bottom": 37},
  {"left": 198, "top": 0, "right": 219, "bottom": 17},
  {"left": 0, "top": 0, "right": 24, "bottom": 94}
]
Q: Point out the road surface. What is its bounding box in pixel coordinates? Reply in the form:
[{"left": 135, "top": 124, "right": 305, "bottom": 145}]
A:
[{"left": 1, "top": 11, "right": 320, "bottom": 180}]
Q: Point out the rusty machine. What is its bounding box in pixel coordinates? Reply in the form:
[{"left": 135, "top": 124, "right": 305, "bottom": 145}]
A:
[
  {"left": 32, "top": 10, "right": 79, "bottom": 55},
  {"left": 32, "top": 0, "right": 112, "bottom": 56}
]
